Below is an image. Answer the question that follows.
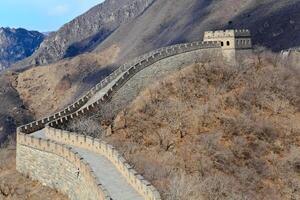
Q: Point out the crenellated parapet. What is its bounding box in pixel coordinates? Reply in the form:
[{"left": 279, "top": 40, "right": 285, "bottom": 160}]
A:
[
  {"left": 204, "top": 29, "right": 252, "bottom": 50},
  {"left": 17, "top": 132, "right": 111, "bottom": 200},
  {"left": 204, "top": 29, "right": 251, "bottom": 38},
  {"left": 203, "top": 29, "right": 252, "bottom": 63},
  {"left": 44, "top": 126, "right": 161, "bottom": 200},
  {"left": 18, "top": 40, "right": 221, "bottom": 133}
]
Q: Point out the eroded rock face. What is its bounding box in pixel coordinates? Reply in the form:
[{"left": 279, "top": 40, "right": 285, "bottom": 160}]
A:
[
  {"left": 0, "top": 28, "right": 44, "bottom": 71},
  {"left": 19, "top": 0, "right": 154, "bottom": 67},
  {"left": 0, "top": 73, "right": 33, "bottom": 143}
]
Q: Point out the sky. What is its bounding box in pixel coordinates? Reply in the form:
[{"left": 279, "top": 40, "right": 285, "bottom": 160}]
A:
[{"left": 0, "top": 0, "right": 104, "bottom": 32}]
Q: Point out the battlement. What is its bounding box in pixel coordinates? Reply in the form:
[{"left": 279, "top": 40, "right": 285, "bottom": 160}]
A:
[
  {"left": 234, "top": 29, "right": 251, "bottom": 37},
  {"left": 43, "top": 126, "right": 161, "bottom": 200},
  {"left": 17, "top": 132, "right": 111, "bottom": 200},
  {"left": 204, "top": 29, "right": 251, "bottom": 39},
  {"left": 203, "top": 29, "right": 252, "bottom": 54}
]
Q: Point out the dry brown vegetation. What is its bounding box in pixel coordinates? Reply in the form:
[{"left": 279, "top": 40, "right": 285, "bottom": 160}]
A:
[
  {"left": 15, "top": 44, "right": 120, "bottom": 118},
  {"left": 68, "top": 118, "right": 103, "bottom": 138},
  {"left": 99, "top": 52, "right": 300, "bottom": 199},
  {"left": 0, "top": 140, "right": 67, "bottom": 200}
]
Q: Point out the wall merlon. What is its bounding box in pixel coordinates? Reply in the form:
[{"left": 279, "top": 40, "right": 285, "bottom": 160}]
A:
[{"left": 204, "top": 29, "right": 251, "bottom": 38}]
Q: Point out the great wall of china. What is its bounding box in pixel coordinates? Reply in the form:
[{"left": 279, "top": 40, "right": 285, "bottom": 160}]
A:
[{"left": 16, "top": 30, "right": 252, "bottom": 200}]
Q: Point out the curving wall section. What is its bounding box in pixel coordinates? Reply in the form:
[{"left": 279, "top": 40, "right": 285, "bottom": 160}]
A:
[
  {"left": 17, "top": 40, "right": 222, "bottom": 200},
  {"left": 48, "top": 41, "right": 221, "bottom": 128},
  {"left": 95, "top": 47, "right": 222, "bottom": 117},
  {"left": 44, "top": 126, "right": 161, "bottom": 200},
  {"left": 16, "top": 132, "right": 111, "bottom": 200},
  {"left": 18, "top": 40, "right": 221, "bottom": 134}
]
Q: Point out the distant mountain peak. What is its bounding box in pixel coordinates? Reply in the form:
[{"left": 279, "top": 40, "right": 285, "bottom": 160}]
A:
[
  {"left": 15, "top": 0, "right": 155, "bottom": 68},
  {"left": 0, "top": 27, "right": 44, "bottom": 71}
]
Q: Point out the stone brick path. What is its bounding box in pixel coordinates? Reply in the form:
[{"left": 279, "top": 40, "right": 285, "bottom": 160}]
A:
[{"left": 32, "top": 129, "right": 144, "bottom": 200}]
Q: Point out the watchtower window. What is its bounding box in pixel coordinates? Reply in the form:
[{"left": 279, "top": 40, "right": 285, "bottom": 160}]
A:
[
  {"left": 227, "top": 41, "right": 230, "bottom": 46},
  {"left": 221, "top": 42, "right": 224, "bottom": 46}
]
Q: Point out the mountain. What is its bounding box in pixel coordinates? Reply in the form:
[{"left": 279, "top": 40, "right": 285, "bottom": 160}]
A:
[
  {"left": 95, "top": 0, "right": 300, "bottom": 61},
  {"left": 0, "top": 28, "right": 44, "bottom": 71},
  {"left": 14, "top": 0, "right": 300, "bottom": 70},
  {"left": 16, "top": 0, "right": 155, "bottom": 68}
]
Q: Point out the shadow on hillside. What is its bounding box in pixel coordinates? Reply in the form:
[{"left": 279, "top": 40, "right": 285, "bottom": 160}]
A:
[
  {"left": 149, "top": 0, "right": 215, "bottom": 48},
  {"left": 225, "top": 1, "right": 300, "bottom": 51},
  {"left": 0, "top": 74, "right": 33, "bottom": 144},
  {"left": 72, "top": 64, "right": 115, "bottom": 100},
  {"left": 64, "top": 28, "right": 115, "bottom": 58},
  {"left": 82, "top": 65, "right": 115, "bottom": 85}
]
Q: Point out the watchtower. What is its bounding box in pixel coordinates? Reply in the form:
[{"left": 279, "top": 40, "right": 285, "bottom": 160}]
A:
[{"left": 203, "top": 29, "right": 252, "bottom": 63}]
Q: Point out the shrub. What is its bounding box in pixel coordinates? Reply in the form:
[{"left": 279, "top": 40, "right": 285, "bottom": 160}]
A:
[{"left": 68, "top": 118, "right": 103, "bottom": 138}]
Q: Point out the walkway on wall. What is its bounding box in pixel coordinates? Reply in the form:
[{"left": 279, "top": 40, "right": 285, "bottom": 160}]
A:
[
  {"left": 83, "top": 71, "right": 126, "bottom": 108},
  {"left": 31, "top": 129, "right": 144, "bottom": 200}
]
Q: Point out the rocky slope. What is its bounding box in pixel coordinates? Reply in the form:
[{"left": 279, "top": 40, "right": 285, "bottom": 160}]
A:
[
  {"left": 14, "top": 0, "right": 300, "bottom": 69},
  {"left": 0, "top": 28, "right": 44, "bottom": 71},
  {"left": 15, "top": 45, "right": 120, "bottom": 118},
  {"left": 0, "top": 72, "right": 33, "bottom": 143},
  {"left": 15, "top": 0, "right": 154, "bottom": 69},
  {"left": 98, "top": 0, "right": 300, "bottom": 61}
]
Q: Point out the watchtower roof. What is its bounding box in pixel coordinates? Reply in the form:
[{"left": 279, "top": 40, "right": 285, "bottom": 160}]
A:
[{"left": 204, "top": 29, "right": 251, "bottom": 39}]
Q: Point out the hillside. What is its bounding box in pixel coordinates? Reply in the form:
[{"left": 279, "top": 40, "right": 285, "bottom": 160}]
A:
[
  {"left": 0, "top": 72, "right": 33, "bottom": 143},
  {"left": 0, "top": 28, "right": 44, "bottom": 71},
  {"left": 15, "top": 45, "right": 120, "bottom": 118},
  {"left": 95, "top": 0, "right": 300, "bottom": 62},
  {"left": 14, "top": 0, "right": 154, "bottom": 69},
  {"left": 14, "top": 0, "right": 300, "bottom": 70},
  {"left": 103, "top": 53, "right": 300, "bottom": 199}
]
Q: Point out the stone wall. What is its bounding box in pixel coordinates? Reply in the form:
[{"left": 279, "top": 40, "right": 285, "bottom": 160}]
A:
[
  {"left": 203, "top": 29, "right": 252, "bottom": 62},
  {"left": 18, "top": 41, "right": 221, "bottom": 135},
  {"left": 16, "top": 133, "right": 111, "bottom": 200},
  {"left": 47, "top": 42, "right": 222, "bottom": 126},
  {"left": 204, "top": 30, "right": 237, "bottom": 50},
  {"left": 44, "top": 126, "right": 161, "bottom": 200},
  {"left": 98, "top": 48, "right": 222, "bottom": 117},
  {"left": 204, "top": 29, "right": 251, "bottom": 39}
]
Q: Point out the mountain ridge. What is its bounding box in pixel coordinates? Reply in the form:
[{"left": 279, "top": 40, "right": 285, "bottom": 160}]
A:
[
  {"left": 15, "top": 0, "right": 155, "bottom": 69},
  {"left": 13, "top": 0, "right": 300, "bottom": 71},
  {"left": 0, "top": 27, "right": 44, "bottom": 71}
]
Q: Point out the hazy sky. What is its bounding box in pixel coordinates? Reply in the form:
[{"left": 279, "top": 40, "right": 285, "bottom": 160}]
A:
[{"left": 0, "top": 0, "right": 104, "bottom": 32}]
